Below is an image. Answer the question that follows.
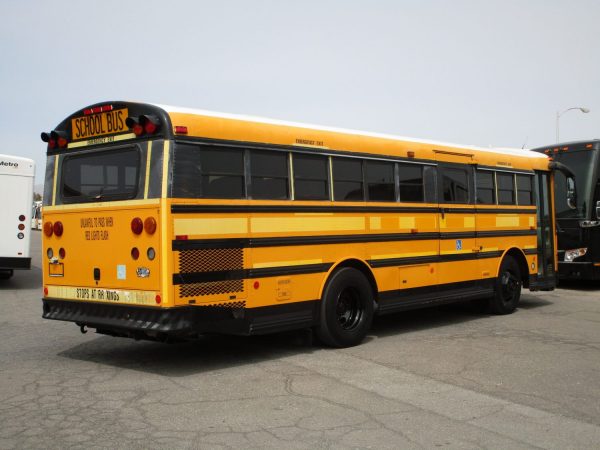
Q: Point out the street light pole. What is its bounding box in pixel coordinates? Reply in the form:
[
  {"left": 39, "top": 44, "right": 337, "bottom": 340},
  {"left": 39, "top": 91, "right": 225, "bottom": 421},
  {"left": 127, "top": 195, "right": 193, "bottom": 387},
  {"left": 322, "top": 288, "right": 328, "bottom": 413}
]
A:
[{"left": 556, "top": 107, "right": 590, "bottom": 143}]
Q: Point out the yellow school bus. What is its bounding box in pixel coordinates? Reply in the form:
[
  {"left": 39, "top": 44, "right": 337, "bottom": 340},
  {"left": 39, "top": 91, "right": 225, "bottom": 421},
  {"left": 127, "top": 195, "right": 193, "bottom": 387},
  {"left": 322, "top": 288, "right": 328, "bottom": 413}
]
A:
[{"left": 40, "top": 101, "right": 562, "bottom": 347}]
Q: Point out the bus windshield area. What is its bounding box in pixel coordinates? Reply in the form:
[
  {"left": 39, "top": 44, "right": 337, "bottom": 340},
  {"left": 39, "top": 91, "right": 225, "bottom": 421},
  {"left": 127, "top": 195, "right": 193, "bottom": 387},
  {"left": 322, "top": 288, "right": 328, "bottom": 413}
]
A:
[
  {"left": 554, "top": 149, "right": 598, "bottom": 219},
  {"left": 61, "top": 147, "right": 140, "bottom": 203}
]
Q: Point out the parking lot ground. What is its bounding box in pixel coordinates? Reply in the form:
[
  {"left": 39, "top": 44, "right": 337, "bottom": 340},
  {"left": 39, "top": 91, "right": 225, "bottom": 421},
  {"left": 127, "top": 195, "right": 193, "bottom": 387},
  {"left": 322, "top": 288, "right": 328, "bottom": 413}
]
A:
[{"left": 1, "top": 232, "right": 599, "bottom": 449}]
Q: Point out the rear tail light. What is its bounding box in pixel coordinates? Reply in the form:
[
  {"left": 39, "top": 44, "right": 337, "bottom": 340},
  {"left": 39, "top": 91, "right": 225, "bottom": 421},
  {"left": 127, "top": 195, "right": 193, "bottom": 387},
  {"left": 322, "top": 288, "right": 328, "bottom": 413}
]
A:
[
  {"left": 44, "top": 221, "right": 53, "bottom": 237},
  {"left": 19, "top": 215, "right": 25, "bottom": 222},
  {"left": 155, "top": 294, "right": 162, "bottom": 305},
  {"left": 144, "top": 217, "right": 157, "bottom": 234},
  {"left": 131, "top": 217, "right": 143, "bottom": 234},
  {"left": 18, "top": 224, "right": 25, "bottom": 231},
  {"left": 59, "top": 248, "right": 66, "bottom": 259},
  {"left": 131, "top": 247, "right": 140, "bottom": 260},
  {"left": 43, "top": 287, "right": 48, "bottom": 296},
  {"left": 53, "top": 221, "right": 64, "bottom": 237}
]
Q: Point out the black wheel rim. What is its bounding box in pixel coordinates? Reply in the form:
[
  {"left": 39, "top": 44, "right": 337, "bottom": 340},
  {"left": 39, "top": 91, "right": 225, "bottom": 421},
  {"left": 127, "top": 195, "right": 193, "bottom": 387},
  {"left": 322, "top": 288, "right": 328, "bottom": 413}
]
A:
[
  {"left": 335, "top": 286, "right": 363, "bottom": 331},
  {"left": 500, "top": 270, "right": 520, "bottom": 305}
]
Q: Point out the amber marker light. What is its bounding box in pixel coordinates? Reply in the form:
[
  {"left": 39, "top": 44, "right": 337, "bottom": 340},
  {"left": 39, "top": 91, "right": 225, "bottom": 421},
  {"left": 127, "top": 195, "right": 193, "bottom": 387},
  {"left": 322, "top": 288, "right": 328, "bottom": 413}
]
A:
[
  {"left": 144, "top": 217, "right": 157, "bottom": 234},
  {"left": 44, "top": 221, "right": 53, "bottom": 237}
]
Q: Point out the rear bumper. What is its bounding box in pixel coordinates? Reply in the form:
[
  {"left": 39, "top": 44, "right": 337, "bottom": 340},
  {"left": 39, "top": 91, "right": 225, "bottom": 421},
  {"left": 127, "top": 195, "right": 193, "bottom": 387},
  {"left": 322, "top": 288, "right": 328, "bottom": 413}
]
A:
[
  {"left": 558, "top": 261, "right": 600, "bottom": 281},
  {"left": 42, "top": 298, "right": 317, "bottom": 340},
  {"left": 0, "top": 257, "right": 31, "bottom": 270}
]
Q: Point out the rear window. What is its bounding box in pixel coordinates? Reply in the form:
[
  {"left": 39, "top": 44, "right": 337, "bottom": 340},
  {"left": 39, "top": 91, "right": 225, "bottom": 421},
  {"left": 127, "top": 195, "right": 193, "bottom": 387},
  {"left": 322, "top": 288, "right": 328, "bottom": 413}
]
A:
[{"left": 61, "top": 147, "right": 140, "bottom": 203}]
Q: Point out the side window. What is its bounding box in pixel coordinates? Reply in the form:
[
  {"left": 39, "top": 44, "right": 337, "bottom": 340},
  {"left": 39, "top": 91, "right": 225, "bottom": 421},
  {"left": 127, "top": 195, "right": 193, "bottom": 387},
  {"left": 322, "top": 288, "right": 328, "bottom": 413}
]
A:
[
  {"left": 365, "top": 160, "right": 395, "bottom": 201},
  {"left": 293, "top": 154, "right": 329, "bottom": 200},
  {"left": 497, "top": 173, "right": 516, "bottom": 205},
  {"left": 172, "top": 144, "right": 245, "bottom": 199},
  {"left": 332, "top": 157, "right": 363, "bottom": 201},
  {"left": 442, "top": 167, "right": 470, "bottom": 203},
  {"left": 249, "top": 150, "right": 289, "bottom": 200},
  {"left": 476, "top": 170, "right": 496, "bottom": 204},
  {"left": 516, "top": 174, "right": 534, "bottom": 206},
  {"left": 398, "top": 163, "right": 424, "bottom": 202}
]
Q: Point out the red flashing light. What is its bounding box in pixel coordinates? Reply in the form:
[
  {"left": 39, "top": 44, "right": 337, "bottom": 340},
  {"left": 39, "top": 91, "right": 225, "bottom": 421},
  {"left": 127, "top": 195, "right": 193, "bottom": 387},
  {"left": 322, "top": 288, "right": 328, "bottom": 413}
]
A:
[
  {"left": 48, "top": 138, "right": 57, "bottom": 149},
  {"left": 133, "top": 123, "right": 144, "bottom": 136},
  {"left": 53, "top": 221, "right": 64, "bottom": 237},
  {"left": 175, "top": 126, "right": 188, "bottom": 135},
  {"left": 144, "top": 120, "right": 157, "bottom": 134},
  {"left": 131, "top": 217, "right": 143, "bottom": 234},
  {"left": 58, "top": 137, "right": 68, "bottom": 148}
]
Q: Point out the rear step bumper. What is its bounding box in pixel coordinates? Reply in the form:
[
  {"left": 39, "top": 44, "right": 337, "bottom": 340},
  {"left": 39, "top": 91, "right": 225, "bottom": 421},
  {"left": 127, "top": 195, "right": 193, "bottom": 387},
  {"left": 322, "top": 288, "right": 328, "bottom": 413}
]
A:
[{"left": 42, "top": 298, "right": 317, "bottom": 341}]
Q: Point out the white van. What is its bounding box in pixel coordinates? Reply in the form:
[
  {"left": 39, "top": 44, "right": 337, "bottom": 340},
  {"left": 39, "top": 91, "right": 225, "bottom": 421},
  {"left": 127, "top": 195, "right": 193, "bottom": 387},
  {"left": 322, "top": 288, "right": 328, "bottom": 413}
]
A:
[{"left": 0, "top": 154, "right": 35, "bottom": 279}]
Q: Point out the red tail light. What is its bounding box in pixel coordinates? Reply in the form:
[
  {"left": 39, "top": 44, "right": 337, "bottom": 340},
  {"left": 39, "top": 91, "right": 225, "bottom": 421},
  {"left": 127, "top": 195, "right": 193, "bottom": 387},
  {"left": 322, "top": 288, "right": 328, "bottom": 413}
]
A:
[
  {"left": 44, "top": 221, "right": 53, "bottom": 237},
  {"left": 131, "top": 247, "right": 140, "bottom": 260},
  {"left": 59, "top": 248, "right": 66, "bottom": 259},
  {"left": 155, "top": 294, "right": 162, "bottom": 305},
  {"left": 44, "top": 287, "right": 48, "bottom": 296},
  {"left": 19, "top": 215, "right": 25, "bottom": 222},
  {"left": 18, "top": 224, "right": 25, "bottom": 231},
  {"left": 53, "top": 221, "right": 64, "bottom": 237},
  {"left": 144, "top": 217, "right": 157, "bottom": 234},
  {"left": 131, "top": 217, "right": 143, "bottom": 234}
]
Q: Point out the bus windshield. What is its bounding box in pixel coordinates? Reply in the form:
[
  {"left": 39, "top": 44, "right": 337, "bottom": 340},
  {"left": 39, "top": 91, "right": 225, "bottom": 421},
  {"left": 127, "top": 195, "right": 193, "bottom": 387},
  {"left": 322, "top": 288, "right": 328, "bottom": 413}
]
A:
[
  {"left": 61, "top": 147, "right": 140, "bottom": 203},
  {"left": 553, "top": 149, "right": 598, "bottom": 219}
]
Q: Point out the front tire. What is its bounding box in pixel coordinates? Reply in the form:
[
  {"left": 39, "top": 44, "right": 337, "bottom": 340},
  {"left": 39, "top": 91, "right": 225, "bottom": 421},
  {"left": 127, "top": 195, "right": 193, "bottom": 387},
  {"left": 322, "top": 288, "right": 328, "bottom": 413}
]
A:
[
  {"left": 489, "top": 256, "right": 521, "bottom": 314},
  {"left": 315, "top": 267, "right": 374, "bottom": 348}
]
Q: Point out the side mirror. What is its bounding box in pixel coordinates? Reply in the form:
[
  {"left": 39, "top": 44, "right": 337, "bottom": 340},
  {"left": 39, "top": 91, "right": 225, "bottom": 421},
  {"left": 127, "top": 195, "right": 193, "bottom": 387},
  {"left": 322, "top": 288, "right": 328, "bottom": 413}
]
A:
[
  {"left": 567, "top": 177, "right": 577, "bottom": 210},
  {"left": 596, "top": 200, "right": 600, "bottom": 220}
]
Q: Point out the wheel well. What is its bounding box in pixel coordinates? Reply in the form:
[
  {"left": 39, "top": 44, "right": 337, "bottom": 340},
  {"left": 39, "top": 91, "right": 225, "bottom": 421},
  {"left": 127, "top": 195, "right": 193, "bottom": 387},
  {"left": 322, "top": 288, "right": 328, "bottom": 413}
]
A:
[
  {"left": 324, "top": 259, "right": 378, "bottom": 301},
  {"left": 504, "top": 248, "right": 530, "bottom": 288}
]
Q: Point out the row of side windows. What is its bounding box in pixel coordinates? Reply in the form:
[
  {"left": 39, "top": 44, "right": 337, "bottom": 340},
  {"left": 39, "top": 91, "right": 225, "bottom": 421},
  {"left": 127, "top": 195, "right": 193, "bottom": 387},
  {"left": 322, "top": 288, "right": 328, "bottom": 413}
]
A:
[
  {"left": 476, "top": 169, "right": 534, "bottom": 206},
  {"left": 171, "top": 143, "right": 535, "bottom": 206}
]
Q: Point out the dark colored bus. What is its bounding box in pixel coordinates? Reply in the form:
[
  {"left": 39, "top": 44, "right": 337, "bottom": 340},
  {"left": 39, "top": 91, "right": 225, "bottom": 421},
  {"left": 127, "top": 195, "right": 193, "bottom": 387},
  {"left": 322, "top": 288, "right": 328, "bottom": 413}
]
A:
[{"left": 532, "top": 140, "right": 600, "bottom": 280}]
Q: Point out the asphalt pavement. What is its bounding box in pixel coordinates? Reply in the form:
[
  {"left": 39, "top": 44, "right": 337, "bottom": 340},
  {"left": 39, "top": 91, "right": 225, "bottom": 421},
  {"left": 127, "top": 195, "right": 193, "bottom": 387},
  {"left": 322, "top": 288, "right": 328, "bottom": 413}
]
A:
[{"left": 1, "top": 231, "right": 599, "bottom": 449}]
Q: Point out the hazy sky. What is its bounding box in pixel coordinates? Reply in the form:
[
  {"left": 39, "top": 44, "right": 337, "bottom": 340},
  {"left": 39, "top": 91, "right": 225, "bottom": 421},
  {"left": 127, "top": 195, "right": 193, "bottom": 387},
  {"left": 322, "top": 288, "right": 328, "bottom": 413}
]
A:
[{"left": 1, "top": 0, "right": 599, "bottom": 186}]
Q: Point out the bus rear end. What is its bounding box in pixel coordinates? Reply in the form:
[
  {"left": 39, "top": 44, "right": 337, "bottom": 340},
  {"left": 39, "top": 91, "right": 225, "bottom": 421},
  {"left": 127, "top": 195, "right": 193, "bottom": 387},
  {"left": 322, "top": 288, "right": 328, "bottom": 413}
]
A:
[
  {"left": 0, "top": 154, "right": 35, "bottom": 278},
  {"left": 41, "top": 102, "right": 182, "bottom": 340}
]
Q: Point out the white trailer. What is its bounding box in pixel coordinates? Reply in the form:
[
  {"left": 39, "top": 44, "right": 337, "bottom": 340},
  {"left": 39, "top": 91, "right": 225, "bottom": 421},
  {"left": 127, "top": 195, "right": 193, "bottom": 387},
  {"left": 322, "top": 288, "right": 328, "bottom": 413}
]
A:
[{"left": 0, "top": 154, "right": 35, "bottom": 279}]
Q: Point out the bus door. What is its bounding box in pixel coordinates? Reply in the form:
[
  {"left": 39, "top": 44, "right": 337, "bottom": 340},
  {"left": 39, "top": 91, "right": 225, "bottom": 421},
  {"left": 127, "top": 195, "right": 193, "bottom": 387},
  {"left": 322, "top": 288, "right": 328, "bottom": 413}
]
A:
[
  {"left": 535, "top": 171, "right": 556, "bottom": 287},
  {"left": 436, "top": 158, "right": 478, "bottom": 285}
]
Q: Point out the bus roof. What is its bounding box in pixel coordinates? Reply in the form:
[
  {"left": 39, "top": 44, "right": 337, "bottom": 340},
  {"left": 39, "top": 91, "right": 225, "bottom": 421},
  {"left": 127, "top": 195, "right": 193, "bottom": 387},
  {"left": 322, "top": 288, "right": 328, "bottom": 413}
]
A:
[
  {"left": 0, "top": 154, "right": 35, "bottom": 177},
  {"left": 157, "top": 103, "right": 548, "bottom": 161}
]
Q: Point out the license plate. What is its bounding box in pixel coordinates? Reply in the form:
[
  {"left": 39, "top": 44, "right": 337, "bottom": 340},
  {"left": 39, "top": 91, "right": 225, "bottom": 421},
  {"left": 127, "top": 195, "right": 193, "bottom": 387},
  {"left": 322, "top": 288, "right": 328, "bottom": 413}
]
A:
[
  {"left": 71, "top": 108, "right": 129, "bottom": 140},
  {"left": 49, "top": 263, "right": 64, "bottom": 277}
]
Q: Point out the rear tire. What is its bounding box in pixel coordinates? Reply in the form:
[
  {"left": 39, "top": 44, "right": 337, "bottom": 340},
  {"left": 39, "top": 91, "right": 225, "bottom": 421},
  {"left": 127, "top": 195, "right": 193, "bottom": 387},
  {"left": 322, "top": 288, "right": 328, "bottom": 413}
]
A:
[
  {"left": 315, "top": 267, "right": 374, "bottom": 348},
  {"left": 489, "top": 256, "right": 521, "bottom": 314}
]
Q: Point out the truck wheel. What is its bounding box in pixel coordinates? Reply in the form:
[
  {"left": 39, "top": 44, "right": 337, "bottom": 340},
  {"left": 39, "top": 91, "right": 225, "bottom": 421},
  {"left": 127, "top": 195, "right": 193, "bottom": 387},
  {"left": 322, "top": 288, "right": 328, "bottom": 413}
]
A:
[
  {"left": 489, "top": 256, "right": 521, "bottom": 314},
  {"left": 315, "top": 267, "right": 374, "bottom": 348}
]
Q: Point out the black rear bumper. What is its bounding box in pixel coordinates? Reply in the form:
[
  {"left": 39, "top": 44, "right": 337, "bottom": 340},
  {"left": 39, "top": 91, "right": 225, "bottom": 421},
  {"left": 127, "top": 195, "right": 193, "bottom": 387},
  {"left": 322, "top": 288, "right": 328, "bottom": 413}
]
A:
[
  {"left": 0, "top": 257, "right": 31, "bottom": 270},
  {"left": 42, "top": 298, "right": 317, "bottom": 341}
]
